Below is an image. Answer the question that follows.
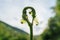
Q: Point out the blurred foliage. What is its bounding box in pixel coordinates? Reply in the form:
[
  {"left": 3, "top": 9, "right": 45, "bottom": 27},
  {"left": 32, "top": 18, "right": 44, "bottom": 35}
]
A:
[
  {"left": 0, "top": 21, "right": 29, "bottom": 40},
  {"left": 36, "top": 0, "right": 60, "bottom": 40}
]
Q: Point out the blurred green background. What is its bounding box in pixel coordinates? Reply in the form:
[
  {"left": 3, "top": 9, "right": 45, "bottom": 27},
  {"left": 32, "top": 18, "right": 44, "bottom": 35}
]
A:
[{"left": 0, "top": 21, "right": 29, "bottom": 40}]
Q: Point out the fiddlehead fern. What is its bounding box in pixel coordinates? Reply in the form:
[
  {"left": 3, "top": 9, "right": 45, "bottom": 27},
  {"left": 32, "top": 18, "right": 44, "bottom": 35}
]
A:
[{"left": 21, "top": 7, "right": 39, "bottom": 40}]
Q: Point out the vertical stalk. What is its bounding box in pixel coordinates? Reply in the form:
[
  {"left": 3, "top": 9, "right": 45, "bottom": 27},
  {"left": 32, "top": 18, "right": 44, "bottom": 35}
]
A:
[
  {"left": 30, "top": 26, "right": 33, "bottom": 40},
  {"left": 30, "top": 19, "right": 34, "bottom": 40}
]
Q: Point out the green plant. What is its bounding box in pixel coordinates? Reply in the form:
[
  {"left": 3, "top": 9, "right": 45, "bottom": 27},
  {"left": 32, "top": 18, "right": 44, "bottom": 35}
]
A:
[{"left": 21, "top": 7, "right": 39, "bottom": 40}]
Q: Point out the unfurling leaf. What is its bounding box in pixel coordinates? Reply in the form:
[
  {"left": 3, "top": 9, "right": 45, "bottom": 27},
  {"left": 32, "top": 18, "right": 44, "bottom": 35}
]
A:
[
  {"left": 34, "top": 18, "right": 39, "bottom": 26},
  {"left": 36, "top": 24, "right": 38, "bottom": 26},
  {"left": 21, "top": 21, "right": 23, "bottom": 24},
  {"left": 21, "top": 19, "right": 26, "bottom": 24},
  {"left": 21, "top": 7, "right": 37, "bottom": 40}
]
